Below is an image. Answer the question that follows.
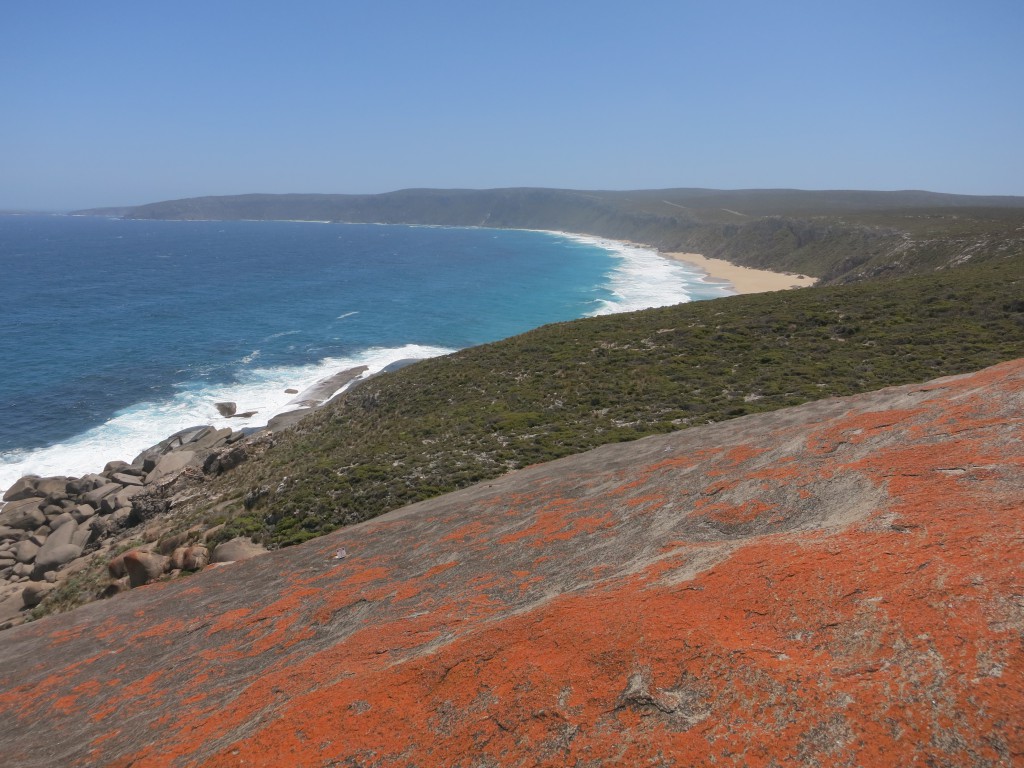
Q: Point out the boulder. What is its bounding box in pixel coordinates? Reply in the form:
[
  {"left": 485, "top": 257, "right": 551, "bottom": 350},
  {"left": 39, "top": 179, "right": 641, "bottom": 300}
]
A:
[
  {"left": 127, "top": 494, "right": 170, "bottom": 527},
  {"left": 101, "top": 486, "right": 145, "bottom": 514},
  {"left": 3, "top": 476, "right": 40, "bottom": 502},
  {"left": 108, "top": 554, "right": 127, "bottom": 579},
  {"left": 122, "top": 550, "right": 169, "bottom": 588},
  {"left": 32, "top": 544, "right": 82, "bottom": 576},
  {"left": 70, "top": 520, "right": 96, "bottom": 549},
  {"left": 183, "top": 546, "right": 209, "bottom": 571},
  {"left": 82, "top": 483, "right": 122, "bottom": 509},
  {"left": 157, "top": 531, "right": 190, "bottom": 556},
  {"left": 0, "top": 590, "right": 26, "bottom": 624},
  {"left": 33, "top": 520, "right": 79, "bottom": 568},
  {"left": 111, "top": 472, "right": 145, "bottom": 487},
  {"left": 0, "top": 526, "right": 25, "bottom": 541},
  {"left": 46, "top": 512, "right": 75, "bottom": 531},
  {"left": 33, "top": 477, "right": 70, "bottom": 498},
  {"left": 190, "top": 427, "right": 233, "bottom": 452},
  {"left": 215, "top": 402, "right": 237, "bottom": 417},
  {"left": 0, "top": 498, "right": 46, "bottom": 531},
  {"left": 71, "top": 504, "right": 95, "bottom": 523},
  {"left": 103, "top": 460, "right": 131, "bottom": 475},
  {"left": 170, "top": 545, "right": 209, "bottom": 572},
  {"left": 203, "top": 445, "right": 247, "bottom": 476},
  {"left": 144, "top": 451, "right": 196, "bottom": 485},
  {"left": 14, "top": 540, "right": 39, "bottom": 564},
  {"left": 211, "top": 537, "right": 267, "bottom": 564},
  {"left": 21, "top": 582, "right": 55, "bottom": 608}
]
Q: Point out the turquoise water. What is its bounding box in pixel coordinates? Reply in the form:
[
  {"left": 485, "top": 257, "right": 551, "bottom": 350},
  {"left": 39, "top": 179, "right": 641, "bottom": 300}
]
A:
[{"left": 0, "top": 215, "right": 731, "bottom": 487}]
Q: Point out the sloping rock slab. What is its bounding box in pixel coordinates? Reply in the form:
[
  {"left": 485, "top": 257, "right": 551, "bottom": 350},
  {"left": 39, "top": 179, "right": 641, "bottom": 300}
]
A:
[{"left": 0, "top": 361, "right": 1022, "bottom": 767}]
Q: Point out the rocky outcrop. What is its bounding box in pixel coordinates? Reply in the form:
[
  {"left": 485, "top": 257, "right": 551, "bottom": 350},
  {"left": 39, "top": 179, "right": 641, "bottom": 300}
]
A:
[
  {"left": 0, "top": 360, "right": 1021, "bottom": 766},
  {"left": 0, "top": 423, "right": 252, "bottom": 627}
]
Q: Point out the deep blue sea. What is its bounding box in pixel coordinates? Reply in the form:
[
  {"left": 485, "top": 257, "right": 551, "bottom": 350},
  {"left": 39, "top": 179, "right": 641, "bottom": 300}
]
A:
[{"left": 0, "top": 215, "right": 731, "bottom": 489}]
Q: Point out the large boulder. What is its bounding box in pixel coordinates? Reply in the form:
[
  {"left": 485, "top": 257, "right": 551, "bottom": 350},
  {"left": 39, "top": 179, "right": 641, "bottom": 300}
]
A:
[
  {"left": 82, "top": 483, "right": 123, "bottom": 509},
  {"left": 13, "top": 540, "right": 39, "bottom": 564},
  {"left": 33, "top": 476, "right": 70, "bottom": 498},
  {"left": 122, "top": 551, "right": 169, "bottom": 588},
  {"left": 215, "top": 402, "right": 237, "bottom": 417},
  {"left": 2, "top": 476, "right": 40, "bottom": 502},
  {"left": 211, "top": 537, "right": 267, "bottom": 563},
  {"left": 21, "top": 582, "right": 55, "bottom": 608},
  {"left": 32, "top": 520, "right": 81, "bottom": 575},
  {"left": 0, "top": 498, "right": 46, "bottom": 531},
  {"left": 144, "top": 451, "right": 196, "bottom": 485}
]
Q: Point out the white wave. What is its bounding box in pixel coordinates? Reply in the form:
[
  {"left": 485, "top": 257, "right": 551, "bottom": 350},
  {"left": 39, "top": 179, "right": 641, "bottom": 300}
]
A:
[
  {"left": 265, "top": 330, "right": 300, "bottom": 340},
  {"left": 543, "top": 232, "right": 734, "bottom": 315},
  {"left": 336, "top": 311, "right": 359, "bottom": 320},
  {"left": 0, "top": 343, "right": 453, "bottom": 490},
  {"left": 240, "top": 349, "right": 261, "bottom": 364}
]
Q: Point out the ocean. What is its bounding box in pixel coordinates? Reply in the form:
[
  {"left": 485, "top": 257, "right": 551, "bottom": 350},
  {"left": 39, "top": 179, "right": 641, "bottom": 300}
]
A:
[{"left": 0, "top": 215, "right": 732, "bottom": 489}]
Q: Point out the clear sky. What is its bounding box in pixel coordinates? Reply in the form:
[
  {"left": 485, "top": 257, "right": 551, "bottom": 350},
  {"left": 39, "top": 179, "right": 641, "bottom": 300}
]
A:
[{"left": 3, "top": 0, "right": 1023, "bottom": 209}]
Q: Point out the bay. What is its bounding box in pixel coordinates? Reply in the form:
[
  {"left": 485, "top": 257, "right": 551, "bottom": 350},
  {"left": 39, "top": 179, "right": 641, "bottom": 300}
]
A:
[{"left": 0, "top": 215, "right": 731, "bottom": 488}]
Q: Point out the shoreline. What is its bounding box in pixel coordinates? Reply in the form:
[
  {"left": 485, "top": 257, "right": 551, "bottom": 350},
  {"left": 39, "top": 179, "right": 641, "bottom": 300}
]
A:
[
  {"left": 0, "top": 224, "right": 805, "bottom": 492},
  {"left": 664, "top": 251, "right": 818, "bottom": 294}
]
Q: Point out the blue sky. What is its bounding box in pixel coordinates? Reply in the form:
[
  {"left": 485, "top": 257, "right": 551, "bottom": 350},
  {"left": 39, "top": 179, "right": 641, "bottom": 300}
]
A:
[{"left": 3, "top": 0, "right": 1022, "bottom": 209}]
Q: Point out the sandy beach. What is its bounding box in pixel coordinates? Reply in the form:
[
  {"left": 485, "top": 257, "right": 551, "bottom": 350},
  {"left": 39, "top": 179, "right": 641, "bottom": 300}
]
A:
[{"left": 665, "top": 251, "right": 818, "bottom": 294}]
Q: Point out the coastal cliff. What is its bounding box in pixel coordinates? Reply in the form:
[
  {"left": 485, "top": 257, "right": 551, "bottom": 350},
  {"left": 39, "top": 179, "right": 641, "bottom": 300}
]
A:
[{"left": 1, "top": 359, "right": 1021, "bottom": 766}]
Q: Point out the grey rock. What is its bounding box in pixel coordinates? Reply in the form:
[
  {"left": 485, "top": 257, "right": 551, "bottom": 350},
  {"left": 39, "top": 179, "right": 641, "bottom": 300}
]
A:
[
  {"left": 111, "top": 486, "right": 146, "bottom": 509},
  {"left": 215, "top": 402, "right": 237, "bottom": 417},
  {"left": 110, "top": 507, "right": 133, "bottom": 528},
  {"left": 71, "top": 504, "right": 95, "bottom": 523},
  {"left": 47, "top": 512, "right": 75, "bottom": 530},
  {"left": 144, "top": 451, "right": 196, "bottom": 485},
  {"left": 127, "top": 494, "right": 169, "bottom": 527},
  {"left": 123, "top": 550, "right": 169, "bottom": 588},
  {"left": 29, "top": 532, "right": 47, "bottom": 546},
  {"left": 211, "top": 537, "right": 267, "bottom": 563},
  {"left": 22, "top": 582, "right": 55, "bottom": 608},
  {"left": 0, "top": 525, "right": 25, "bottom": 541},
  {"left": 32, "top": 544, "right": 83, "bottom": 575},
  {"left": 111, "top": 472, "right": 145, "bottom": 487},
  {"left": 70, "top": 520, "right": 96, "bottom": 549},
  {"left": 0, "top": 498, "right": 46, "bottom": 530},
  {"left": 3, "top": 476, "right": 40, "bottom": 502},
  {"left": 66, "top": 475, "right": 105, "bottom": 495},
  {"left": 190, "top": 427, "right": 233, "bottom": 452},
  {"left": 33, "top": 520, "right": 79, "bottom": 568},
  {"left": 203, "top": 445, "right": 248, "bottom": 476},
  {"left": 12, "top": 562, "right": 33, "bottom": 578},
  {"left": 0, "top": 590, "right": 25, "bottom": 623},
  {"left": 33, "top": 476, "right": 70, "bottom": 497},
  {"left": 14, "top": 540, "right": 39, "bottom": 564},
  {"left": 82, "top": 483, "right": 122, "bottom": 508},
  {"left": 103, "top": 460, "right": 131, "bottom": 475}
]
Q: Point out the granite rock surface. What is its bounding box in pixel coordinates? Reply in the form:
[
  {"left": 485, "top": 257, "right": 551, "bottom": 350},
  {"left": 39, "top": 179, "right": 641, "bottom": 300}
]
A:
[{"left": 0, "top": 360, "right": 1021, "bottom": 767}]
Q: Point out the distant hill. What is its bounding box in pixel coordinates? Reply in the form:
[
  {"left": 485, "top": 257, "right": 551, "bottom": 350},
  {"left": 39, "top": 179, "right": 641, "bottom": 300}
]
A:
[{"left": 75, "top": 187, "right": 1024, "bottom": 284}]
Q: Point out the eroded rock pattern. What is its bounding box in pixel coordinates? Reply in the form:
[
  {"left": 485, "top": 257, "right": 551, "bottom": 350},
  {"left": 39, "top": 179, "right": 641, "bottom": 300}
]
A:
[{"left": 0, "top": 361, "right": 1021, "bottom": 767}]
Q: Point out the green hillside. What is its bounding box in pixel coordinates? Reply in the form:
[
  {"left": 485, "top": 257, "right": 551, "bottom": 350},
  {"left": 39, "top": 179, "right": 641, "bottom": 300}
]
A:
[
  {"left": 77, "top": 188, "right": 1024, "bottom": 285},
  {"left": 194, "top": 250, "right": 1024, "bottom": 548}
]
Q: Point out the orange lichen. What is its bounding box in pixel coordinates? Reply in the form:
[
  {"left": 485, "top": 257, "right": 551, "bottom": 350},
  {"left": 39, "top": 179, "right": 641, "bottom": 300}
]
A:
[{"left": 0, "top": 360, "right": 1021, "bottom": 767}]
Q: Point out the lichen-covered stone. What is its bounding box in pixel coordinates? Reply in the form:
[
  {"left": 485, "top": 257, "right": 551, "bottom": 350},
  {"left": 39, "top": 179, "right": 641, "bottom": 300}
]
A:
[{"left": 0, "top": 360, "right": 1021, "bottom": 766}]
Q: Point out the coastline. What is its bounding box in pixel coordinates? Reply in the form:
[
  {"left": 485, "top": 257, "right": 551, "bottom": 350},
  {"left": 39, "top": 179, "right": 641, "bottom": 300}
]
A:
[{"left": 664, "top": 251, "right": 818, "bottom": 294}]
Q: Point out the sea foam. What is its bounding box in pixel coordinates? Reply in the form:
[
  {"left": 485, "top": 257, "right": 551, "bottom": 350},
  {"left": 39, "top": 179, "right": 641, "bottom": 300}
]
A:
[
  {"left": 548, "top": 233, "right": 734, "bottom": 314},
  {"left": 0, "top": 344, "right": 453, "bottom": 490}
]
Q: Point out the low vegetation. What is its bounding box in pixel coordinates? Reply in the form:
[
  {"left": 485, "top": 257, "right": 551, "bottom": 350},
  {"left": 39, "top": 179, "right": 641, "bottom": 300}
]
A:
[{"left": 200, "top": 252, "right": 1024, "bottom": 547}]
